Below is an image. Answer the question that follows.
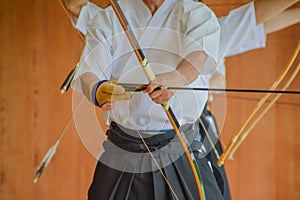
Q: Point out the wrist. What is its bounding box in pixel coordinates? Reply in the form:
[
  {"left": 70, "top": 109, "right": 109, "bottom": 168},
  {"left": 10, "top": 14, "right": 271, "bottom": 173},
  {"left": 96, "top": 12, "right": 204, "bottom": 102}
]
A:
[{"left": 89, "top": 80, "right": 107, "bottom": 107}]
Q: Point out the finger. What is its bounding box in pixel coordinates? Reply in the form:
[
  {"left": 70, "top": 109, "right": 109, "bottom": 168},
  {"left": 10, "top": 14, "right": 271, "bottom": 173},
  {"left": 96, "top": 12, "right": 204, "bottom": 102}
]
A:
[
  {"left": 151, "top": 90, "right": 174, "bottom": 104},
  {"left": 149, "top": 90, "right": 164, "bottom": 99},
  {"left": 144, "top": 82, "right": 161, "bottom": 94},
  {"left": 151, "top": 91, "right": 167, "bottom": 103},
  {"left": 152, "top": 94, "right": 168, "bottom": 104}
]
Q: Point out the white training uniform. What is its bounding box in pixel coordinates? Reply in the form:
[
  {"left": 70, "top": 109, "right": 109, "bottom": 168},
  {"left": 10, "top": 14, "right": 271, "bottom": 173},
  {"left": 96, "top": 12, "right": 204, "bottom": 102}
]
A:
[
  {"left": 215, "top": 2, "right": 266, "bottom": 80},
  {"left": 72, "top": 0, "right": 220, "bottom": 131},
  {"left": 73, "top": 1, "right": 266, "bottom": 81}
]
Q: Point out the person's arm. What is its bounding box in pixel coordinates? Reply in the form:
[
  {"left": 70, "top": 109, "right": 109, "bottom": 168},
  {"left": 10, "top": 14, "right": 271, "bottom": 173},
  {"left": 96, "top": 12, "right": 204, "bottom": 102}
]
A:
[
  {"left": 145, "top": 2, "right": 220, "bottom": 105},
  {"left": 254, "top": 0, "right": 299, "bottom": 24},
  {"left": 80, "top": 72, "right": 99, "bottom": 98},
  {"left": 209, "top": 72, "right": 226, "bottom": 89},
  {"left": 264, "top": 7, "right": 300, "bottom": 34},
  {"left": 79, "top": 72, "right": 115, "bottom": 111},
  {"left": 63, "top": 0, "right": 110, "bottom": 17},
  {"left": 145, "top": 51, "right": 209, "bottom": 104},
  {"left": 209, "top": 6, "right": 300, "bottom": 91},
  {"left": 79, "top": 72, "right": 132, "bottom": 111},
  {"left": 63, "top": 0, "right": 106, "bottom": 35},
  {"left": 63, "top": 0, "right": 88, "bottom": 17},
  {"left": 149, "top": 51, "right": 208, "bottom": 87}
]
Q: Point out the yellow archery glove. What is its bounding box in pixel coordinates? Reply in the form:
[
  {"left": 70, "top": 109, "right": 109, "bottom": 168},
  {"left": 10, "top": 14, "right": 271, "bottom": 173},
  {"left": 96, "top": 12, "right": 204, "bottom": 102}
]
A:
[{"left": 90, "top": 80, "right": 132, "bottom": 107}]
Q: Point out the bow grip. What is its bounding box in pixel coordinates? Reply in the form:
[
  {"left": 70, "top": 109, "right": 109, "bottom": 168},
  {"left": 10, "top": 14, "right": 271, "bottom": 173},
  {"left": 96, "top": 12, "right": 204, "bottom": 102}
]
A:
[{"left": 141, "top": 58, "right": 170, "bottom": 110}]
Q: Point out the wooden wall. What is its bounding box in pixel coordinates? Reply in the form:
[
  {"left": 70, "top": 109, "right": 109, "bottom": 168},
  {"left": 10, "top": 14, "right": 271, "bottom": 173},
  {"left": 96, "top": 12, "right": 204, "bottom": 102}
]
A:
[
  {"left": 0, "top": 0, "right": 299, "bottom": 200},
  {"left": 0, "top": 0, "right": 95, "bottom": 199}
]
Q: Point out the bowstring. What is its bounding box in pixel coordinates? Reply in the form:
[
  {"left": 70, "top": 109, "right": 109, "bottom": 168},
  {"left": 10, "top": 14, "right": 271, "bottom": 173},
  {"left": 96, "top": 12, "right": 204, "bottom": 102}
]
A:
[{"left": 136, "top": 130, "right": 179, "bottom": 200}]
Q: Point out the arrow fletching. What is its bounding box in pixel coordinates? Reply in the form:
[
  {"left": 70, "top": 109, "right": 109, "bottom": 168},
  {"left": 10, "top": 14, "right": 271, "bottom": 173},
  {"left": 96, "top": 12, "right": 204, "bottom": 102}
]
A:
[{"left": 33, "top": 140, "right": 60, "bottom": 183}]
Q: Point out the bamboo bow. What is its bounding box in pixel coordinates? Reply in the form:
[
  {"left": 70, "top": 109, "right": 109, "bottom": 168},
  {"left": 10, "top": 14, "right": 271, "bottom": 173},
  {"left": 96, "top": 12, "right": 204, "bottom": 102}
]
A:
[
  {"left": 108, "top": 0, "right": 206, "bottom": 199},
  {"left": 218, "top": 41, "right": 300, "bottom": 166}
]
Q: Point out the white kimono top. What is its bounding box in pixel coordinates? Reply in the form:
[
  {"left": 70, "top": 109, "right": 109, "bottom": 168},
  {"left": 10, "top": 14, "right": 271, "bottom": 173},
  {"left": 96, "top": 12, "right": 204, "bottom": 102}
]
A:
[
  {"left": 74, "top": 1, "right": 266, "bottom": 79},
  {"left": 216, "top": 2, "right": 266, "bottom": 78},
  {"left": 72, "top": 0, "right": 220, "bottom": 131}
]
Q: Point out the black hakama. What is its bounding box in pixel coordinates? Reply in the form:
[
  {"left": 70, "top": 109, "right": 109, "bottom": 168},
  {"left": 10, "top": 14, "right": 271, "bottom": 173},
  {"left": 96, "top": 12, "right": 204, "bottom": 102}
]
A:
[
  {"left": 199, "top": 107, "right": 231, "bottom": 200},
  {"left": 88, "top": 122, "right": 223, "bottom": 200}
]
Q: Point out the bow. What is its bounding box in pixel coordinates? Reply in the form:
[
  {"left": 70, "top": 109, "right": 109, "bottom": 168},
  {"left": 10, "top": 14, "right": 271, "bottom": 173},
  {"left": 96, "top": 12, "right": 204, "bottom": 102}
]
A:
[
  {"left": 218, "top": 41, "right": 300, "bottom": 166},
  {"left": 108, "top": 0, "right": 206, "bottom": 199}
]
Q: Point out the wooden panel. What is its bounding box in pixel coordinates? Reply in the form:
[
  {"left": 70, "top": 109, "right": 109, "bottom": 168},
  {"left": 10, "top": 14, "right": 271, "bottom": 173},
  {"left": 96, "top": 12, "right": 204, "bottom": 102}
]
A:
[
  {"left": 276, "top": 104, "right": 300, "bottom": 200},
  {"left": 0, "top": 0, "right": 95, "bottom": 199}
]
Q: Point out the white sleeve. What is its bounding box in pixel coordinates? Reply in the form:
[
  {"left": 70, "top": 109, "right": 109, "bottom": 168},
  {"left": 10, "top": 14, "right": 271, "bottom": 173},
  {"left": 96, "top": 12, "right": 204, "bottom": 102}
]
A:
[
  {"left": 71, "top": 14, "right": 113, "bottom": 91},
  {"left": 182, "top": 2, "right": 220, "bottom": 74},
  {"left": 75, "top": 2, "right": 103, "bottom": 35},
  {"left": 218, "top": 2, "right": 267, "bottom": 58}
]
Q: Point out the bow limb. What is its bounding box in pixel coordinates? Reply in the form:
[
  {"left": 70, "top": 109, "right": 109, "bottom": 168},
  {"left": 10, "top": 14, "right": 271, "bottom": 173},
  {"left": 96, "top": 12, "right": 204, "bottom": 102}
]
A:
[
  {"left": 218, "top": 41, "right": 300, "bottom": 167},
  {"left": 109, "top": 1, "right": 206, "bottom": 199},
  {"left": 229, "top": 61, "right": 300, "bottom": 158}
]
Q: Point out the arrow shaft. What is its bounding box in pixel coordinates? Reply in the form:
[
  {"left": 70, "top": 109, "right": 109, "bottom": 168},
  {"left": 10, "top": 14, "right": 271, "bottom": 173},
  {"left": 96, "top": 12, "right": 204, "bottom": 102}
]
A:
[{"left": 117, "top": 83, "right": 300, "bottom": 94}]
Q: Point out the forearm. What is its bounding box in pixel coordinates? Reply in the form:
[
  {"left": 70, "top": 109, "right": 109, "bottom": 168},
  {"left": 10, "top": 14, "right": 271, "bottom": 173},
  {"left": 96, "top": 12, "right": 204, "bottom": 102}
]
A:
[
  {"left": 264, "top": 8, "right": 300, "bottom": 34},
  {"left": 80, "top": 72, "right": 99, "bottom": 100},
  {"left": 176, "top": 51, "right": 208, "bottom": 85},
  {"left": 144, "top": 51, "right": 209, "bottom": 104},
  {"left": 93, "top": 0, "right": 110, "bottom": 8},
  {"left": 63, "top": 0, "right": 88, "bottom": 17},
  {"left": 79, "top": 72, "right": 131, "bottom": 110},
  {"left": 64, "top": 0, "right": 109, "bottom": 17},
  {"left": 209, "top": 73, "right": 226, "bottom": 89},
  {"left": 154, "top": 51, "right": 208, "bottom": 87},
  {"left": 255, "top": 0, "right": 299, "bottom": 24}
]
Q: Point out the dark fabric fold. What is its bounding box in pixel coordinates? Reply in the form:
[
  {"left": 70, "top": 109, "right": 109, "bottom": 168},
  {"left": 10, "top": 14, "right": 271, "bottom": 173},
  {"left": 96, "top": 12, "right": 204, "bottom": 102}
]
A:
[
  {"left": 199, "top": 107, "right": 232, "bottom": 200},
  {"left": 88, "top": 122, "right": 224, "bottom": 200},
  {"left": 106, "top": 121, "right": 177, "bottom": 153}
]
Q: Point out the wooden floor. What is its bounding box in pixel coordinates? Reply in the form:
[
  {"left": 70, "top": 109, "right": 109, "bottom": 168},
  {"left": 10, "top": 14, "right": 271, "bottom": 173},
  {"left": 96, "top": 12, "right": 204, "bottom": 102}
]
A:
[{"left": 0, "top": 0, "right": 299, "bottom": 199}]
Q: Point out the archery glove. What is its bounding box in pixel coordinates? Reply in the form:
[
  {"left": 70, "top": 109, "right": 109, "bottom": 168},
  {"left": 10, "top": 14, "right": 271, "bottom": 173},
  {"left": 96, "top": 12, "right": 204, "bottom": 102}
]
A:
[{"left": 90, "top": 80, "right": 132, "bottom": 107}]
